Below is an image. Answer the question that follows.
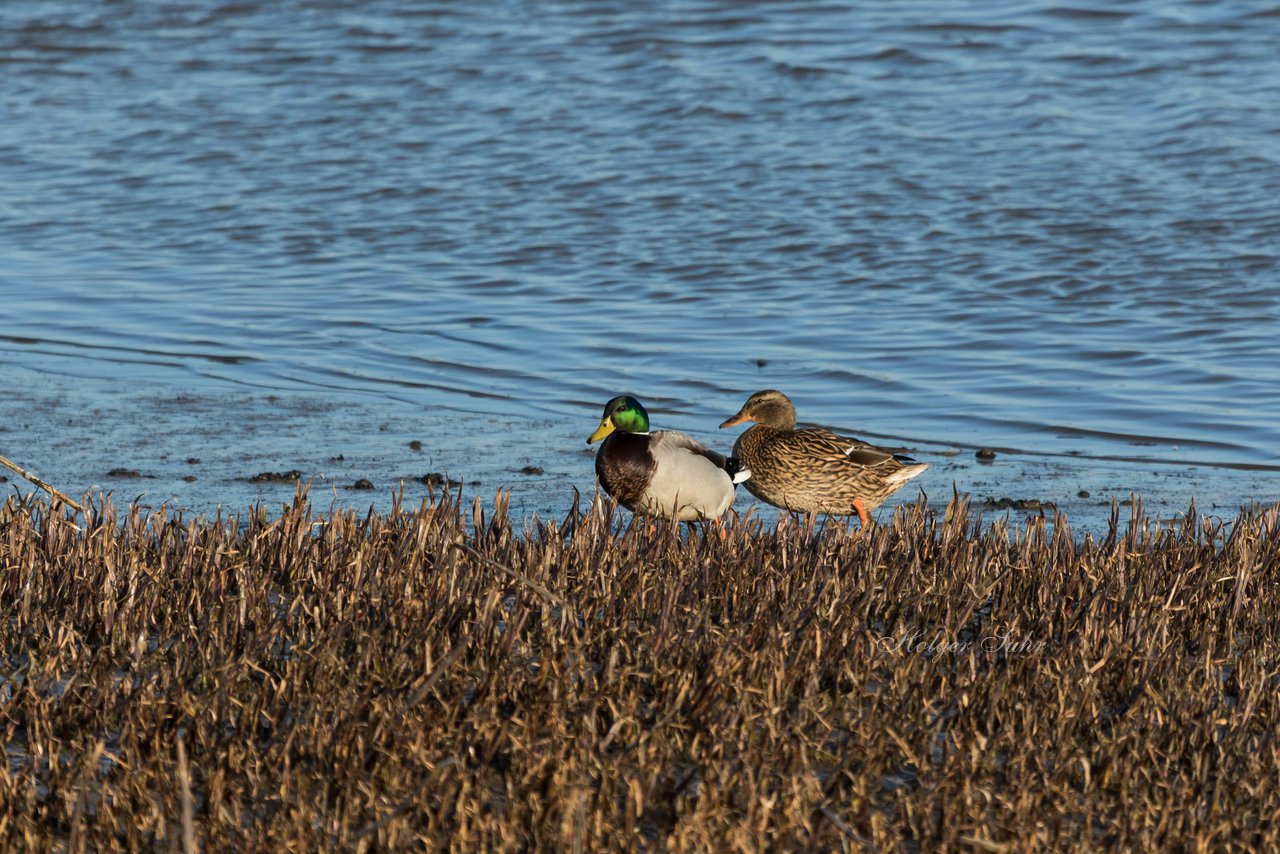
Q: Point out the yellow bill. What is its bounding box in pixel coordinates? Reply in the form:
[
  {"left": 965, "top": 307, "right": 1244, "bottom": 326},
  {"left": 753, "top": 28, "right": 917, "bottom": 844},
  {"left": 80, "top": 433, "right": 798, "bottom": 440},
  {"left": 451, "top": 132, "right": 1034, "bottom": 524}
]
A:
[{"left": 587, "top": 418, "right": 615, "bottom": 444}]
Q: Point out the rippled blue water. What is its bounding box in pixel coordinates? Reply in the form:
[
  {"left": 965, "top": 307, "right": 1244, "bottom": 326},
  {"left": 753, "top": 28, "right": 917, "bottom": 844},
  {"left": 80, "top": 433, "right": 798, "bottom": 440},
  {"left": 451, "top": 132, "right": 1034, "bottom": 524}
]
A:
[{"left": 2, "top": 1, "right": 1278, "bottom": 519}]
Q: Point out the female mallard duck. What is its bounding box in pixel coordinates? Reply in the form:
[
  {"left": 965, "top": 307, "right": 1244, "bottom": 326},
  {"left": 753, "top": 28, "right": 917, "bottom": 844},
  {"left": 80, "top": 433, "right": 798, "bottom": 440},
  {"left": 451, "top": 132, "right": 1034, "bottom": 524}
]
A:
[
  {"left": 719, "top": 389, "right": 926, "bottom": 525},
  {"left": 588, "top": 395, "right": 749, "bottom": 523}
]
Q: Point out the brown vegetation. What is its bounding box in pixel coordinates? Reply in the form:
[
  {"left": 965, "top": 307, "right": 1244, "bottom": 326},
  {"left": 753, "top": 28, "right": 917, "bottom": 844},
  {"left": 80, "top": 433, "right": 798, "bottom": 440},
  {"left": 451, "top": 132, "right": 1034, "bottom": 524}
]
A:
[{"left": 2, "top": 489, "right": 1278, "bottom": 850}]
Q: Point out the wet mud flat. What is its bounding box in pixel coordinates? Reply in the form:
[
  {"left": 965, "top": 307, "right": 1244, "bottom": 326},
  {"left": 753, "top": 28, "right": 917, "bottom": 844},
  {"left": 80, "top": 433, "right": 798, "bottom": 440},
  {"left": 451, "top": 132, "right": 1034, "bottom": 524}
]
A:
[
  {"left": 4, "top": 368, "right": 1274, "bottom": 536},
  {"left": 3, "top": 491, "right": 1279, "bottom": 850},
  {"left": 2, "top": 369, "right": 579, "bottom": 521}
]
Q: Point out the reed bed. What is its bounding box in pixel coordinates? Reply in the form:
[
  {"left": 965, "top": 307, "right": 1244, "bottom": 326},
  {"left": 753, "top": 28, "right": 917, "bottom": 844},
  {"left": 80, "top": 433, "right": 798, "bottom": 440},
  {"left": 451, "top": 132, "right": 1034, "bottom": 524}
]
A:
[{"left": 2, "top": 489, "right": 1279, "bottom": 851}]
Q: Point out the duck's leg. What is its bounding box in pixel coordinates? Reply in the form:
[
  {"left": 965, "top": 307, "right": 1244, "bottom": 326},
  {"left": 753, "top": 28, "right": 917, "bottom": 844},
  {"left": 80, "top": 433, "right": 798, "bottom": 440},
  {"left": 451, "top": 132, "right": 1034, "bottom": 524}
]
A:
[
  {"left": 713, "top": 515, "right": 728, "bottom": 541},
  {"left": 853, "top": 498, "right": 870, "bottom": 528}
]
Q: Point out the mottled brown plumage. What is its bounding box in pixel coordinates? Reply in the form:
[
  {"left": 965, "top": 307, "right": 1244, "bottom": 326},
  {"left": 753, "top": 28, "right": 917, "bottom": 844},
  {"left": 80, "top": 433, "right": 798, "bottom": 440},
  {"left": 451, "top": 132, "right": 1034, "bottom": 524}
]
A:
[{"left": 720, "top": 389, "right": 926, "bottom": 524}]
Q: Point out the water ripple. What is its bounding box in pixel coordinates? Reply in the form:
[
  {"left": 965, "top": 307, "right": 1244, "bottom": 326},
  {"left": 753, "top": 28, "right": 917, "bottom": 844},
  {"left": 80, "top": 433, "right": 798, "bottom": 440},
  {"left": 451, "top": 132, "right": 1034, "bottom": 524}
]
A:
[{"left": 1, "top": 0, "right": 1279, "bottom": 482}]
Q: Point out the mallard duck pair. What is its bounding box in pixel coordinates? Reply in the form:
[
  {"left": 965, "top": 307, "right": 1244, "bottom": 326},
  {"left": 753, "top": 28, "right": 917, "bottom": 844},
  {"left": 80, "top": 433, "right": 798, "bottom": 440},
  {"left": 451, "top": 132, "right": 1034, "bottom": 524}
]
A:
[{"left": 587, "top": 390, "right": 926, "bottom": 526}]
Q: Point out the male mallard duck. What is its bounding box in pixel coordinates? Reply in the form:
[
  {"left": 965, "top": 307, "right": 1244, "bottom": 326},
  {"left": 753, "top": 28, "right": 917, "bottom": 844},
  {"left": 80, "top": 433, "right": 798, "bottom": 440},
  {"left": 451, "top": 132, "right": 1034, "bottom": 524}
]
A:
[
  {"left": 719, "top": 389, "right": 926, "bottom": 525},
  {"left": 587, "top": 395, "right": 750, "bottom": 523}
]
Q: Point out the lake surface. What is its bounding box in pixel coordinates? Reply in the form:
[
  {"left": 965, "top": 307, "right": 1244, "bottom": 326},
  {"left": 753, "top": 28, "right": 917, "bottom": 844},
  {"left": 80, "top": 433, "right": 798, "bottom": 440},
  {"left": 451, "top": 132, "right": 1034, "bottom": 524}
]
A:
[{"left": 2, "top": 0, "right": 1278, "bottom": 527}]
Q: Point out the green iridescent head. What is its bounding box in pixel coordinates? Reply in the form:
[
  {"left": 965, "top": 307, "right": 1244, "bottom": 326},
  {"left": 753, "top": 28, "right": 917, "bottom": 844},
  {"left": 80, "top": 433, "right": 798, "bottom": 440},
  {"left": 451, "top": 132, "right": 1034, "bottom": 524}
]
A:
[{"left": 587, "top": 395, "right": 650, "bottom": 443}]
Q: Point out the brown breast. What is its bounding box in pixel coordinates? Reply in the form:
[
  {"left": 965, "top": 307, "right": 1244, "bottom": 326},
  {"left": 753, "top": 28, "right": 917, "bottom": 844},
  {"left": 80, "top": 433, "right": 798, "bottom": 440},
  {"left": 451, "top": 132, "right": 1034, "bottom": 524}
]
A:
[{"left": 595, "top": 432, "right": 654, "bottom": 508}]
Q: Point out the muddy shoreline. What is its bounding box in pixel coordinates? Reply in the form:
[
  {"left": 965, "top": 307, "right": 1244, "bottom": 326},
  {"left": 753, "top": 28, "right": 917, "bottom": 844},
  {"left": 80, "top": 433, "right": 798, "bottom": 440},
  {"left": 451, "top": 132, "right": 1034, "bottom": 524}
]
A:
[{"left": 3, "top": 368, "right": 1273, "bottom": 532}]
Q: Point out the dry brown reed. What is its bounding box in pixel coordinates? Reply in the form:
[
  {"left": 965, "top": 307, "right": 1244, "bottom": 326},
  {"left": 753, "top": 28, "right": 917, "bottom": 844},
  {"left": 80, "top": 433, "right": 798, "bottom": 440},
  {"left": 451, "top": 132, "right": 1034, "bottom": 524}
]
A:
[
  {"left": 2, "top": 488, "right": 1279, "bottom": 851},
  {"left": 0, "top": 455, "right": 83, "bottom": 513}
]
